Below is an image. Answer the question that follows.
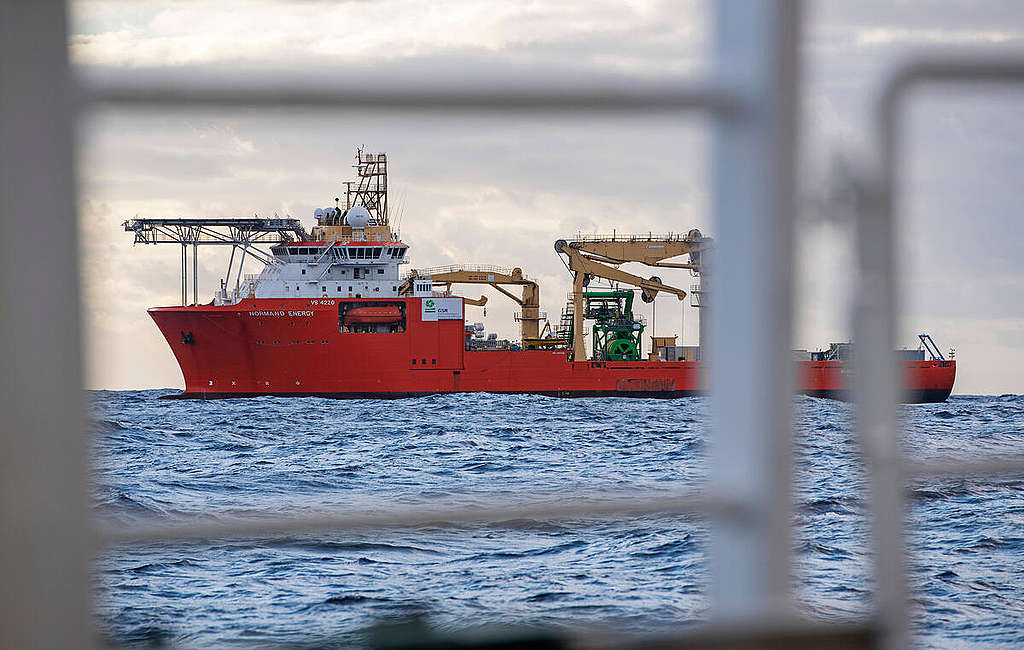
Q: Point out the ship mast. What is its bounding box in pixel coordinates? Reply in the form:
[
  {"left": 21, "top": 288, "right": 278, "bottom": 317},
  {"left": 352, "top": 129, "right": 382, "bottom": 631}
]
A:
[{"left": 347, "top": 147, "right": 388, "bottom": 229}]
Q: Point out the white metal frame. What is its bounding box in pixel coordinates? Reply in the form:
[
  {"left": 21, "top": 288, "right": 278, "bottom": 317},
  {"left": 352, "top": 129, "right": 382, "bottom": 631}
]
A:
[
  {"left": 858, "top": 54, "right": 1024, "bottom": 649},
  {"left": 3, "top": 2, "right": 1024, "bottom": 648}
]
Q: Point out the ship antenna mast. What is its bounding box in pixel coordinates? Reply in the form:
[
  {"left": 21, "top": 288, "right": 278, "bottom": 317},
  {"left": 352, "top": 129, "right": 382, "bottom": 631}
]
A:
[
  {"left": 343, "top": 182, "right": 354, "bottom": 210},
  {"left": 350, "top": 148, "right": 388, "bottom": 228}
]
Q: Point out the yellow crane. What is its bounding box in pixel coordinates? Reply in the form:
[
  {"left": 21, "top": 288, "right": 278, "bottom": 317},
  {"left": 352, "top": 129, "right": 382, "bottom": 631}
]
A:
[
  {"left": 554, "top": 229, "right": 712, "bottom": 360},
  {"left": 399, "top": 265, "right": 542, "bottom": 341}
]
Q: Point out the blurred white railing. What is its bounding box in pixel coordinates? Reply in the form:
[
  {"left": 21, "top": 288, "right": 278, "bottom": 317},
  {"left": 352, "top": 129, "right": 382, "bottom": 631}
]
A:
[{"left": 3, "top": 2, "right": 1024, "bottom": 649}]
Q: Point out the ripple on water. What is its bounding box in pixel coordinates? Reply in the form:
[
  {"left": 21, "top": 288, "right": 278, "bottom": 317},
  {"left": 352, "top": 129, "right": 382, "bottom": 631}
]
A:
[{"left": 91, "top": 391, "right": 1024, "bottom": 647}]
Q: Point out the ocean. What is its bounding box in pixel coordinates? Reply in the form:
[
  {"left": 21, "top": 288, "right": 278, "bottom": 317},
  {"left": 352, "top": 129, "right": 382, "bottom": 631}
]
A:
[{"left": 90, "top": 392, "right": 1024, "bottom": 647}]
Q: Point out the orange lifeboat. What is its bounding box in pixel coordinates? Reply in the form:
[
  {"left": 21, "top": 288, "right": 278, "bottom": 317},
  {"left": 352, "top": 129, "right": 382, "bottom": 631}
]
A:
[{"left": 343, "top": 305, "right": 403, "bottom": 325}]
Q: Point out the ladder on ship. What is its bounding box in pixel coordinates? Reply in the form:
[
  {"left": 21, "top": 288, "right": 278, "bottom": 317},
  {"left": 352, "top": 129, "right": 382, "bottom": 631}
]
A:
[{"left": 555, "top": 295, "right": 575, "bottom": 353}]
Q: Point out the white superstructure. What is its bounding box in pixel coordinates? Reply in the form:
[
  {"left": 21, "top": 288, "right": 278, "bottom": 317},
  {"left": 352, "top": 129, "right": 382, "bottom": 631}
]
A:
[
  {"left": 206, "top": 149, "right": 442, "bottom": 305},
  {"left": 248, "top": 238, "right": 409, "bottom": 300}
]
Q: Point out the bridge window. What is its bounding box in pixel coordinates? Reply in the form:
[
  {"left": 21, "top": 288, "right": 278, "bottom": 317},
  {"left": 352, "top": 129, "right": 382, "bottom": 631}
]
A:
[{"left": 289, "top": 247, "right": 298, "bottom": 255}]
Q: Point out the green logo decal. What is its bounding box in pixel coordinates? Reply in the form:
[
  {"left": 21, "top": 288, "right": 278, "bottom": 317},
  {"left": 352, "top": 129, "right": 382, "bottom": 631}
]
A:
[{"left": 425, "top": 299, "right": 435, "bottom": 310}]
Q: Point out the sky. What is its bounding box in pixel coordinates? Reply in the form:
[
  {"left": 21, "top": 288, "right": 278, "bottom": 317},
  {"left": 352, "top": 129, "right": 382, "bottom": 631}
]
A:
[{"left": 71, "top": 0, "right": 1024, "bottom": 394}]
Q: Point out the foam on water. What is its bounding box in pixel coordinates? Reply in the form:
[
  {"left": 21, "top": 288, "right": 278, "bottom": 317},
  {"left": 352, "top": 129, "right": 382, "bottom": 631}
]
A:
[{"left": 90, "top": 392, "right": 1024, "bottom": 647}]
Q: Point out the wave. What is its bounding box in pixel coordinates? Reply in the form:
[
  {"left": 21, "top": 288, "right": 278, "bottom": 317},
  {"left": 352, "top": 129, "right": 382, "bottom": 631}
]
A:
[
  {"left": 88, "top": 391, "right": 1024, "bottom": 647},
  {"left": 281, "top": 540, "right": 444, "bottom": 555}
]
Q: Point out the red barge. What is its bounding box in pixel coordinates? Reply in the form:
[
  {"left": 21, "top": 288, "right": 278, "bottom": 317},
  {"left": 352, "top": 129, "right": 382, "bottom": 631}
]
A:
[{"left": 126, "top": 150, "right": 955, "bottom": 403}]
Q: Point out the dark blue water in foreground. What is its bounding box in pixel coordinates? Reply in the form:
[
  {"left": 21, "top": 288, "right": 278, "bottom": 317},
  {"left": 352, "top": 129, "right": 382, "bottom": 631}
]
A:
[{"left": 90, "top": 392, "right": 1024, "bottom": 647}]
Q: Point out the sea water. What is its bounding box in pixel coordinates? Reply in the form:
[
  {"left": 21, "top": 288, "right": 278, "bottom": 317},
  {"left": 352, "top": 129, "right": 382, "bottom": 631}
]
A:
[{"left": 90, "top": 392, "right": 1024, "bottom": 647}]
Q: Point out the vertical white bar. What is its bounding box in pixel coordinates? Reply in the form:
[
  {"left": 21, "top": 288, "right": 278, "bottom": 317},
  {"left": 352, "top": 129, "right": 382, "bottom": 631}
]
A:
[
  {"left": 0, "top": 1, "right": 94, "bottom": 648},
  {"left": 860, "top": 86, "right": 908, "bottom": 649},
  {"left": 709, "top": 0, "right": 800, "bottom": 621}
]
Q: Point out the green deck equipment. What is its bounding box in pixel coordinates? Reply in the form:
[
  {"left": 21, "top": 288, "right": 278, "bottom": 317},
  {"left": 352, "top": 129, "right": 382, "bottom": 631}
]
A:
[{"left": 581, "top": 290, "right": 644, "bottom": 361}]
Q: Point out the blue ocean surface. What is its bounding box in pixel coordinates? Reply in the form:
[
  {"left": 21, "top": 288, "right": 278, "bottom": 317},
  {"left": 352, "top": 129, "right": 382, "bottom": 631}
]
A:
[{"left": 90, "top": 392, "right": 1024, "bottom": 647}]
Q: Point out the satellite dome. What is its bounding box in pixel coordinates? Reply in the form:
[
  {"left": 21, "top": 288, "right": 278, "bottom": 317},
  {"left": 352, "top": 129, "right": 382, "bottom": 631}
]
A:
[
  {"left": 314, "top": 207, "right": 325, "bottom": 220},
  {"left": 346, "top": 205, "right": 371, "bottom": 228}
]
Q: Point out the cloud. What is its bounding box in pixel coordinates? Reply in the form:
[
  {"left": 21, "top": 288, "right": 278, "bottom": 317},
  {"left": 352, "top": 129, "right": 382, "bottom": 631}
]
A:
[
  {"left": 71, "top": 1, "right": 1024, "bottom": 394},
  {"left": 70, "top": 0, "right": 704, "bottom": 74},
  {"left": 855, "top": 27, "right": 1018, "bottom": 47}
]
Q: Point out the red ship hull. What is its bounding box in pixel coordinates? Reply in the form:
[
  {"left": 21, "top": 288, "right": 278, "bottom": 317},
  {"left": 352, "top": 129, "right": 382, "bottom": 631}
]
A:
[{"left": 150, "top": 297, "right": 955, "bottom": 403}]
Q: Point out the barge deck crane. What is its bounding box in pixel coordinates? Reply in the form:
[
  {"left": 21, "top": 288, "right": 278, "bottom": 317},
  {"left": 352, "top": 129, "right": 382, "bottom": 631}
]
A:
[
  {"left": 555, "top": 230, "right": 712, "bottom": 360},
  {"left": 399, "top": 265, "right": 542, "bottom": 343}
]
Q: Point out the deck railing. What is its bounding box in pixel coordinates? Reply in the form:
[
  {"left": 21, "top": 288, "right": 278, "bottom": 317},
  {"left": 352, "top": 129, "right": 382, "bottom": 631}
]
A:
[
  {"left": 3, "top": 2, "right": 1024, "bottom": 649},
  {"left": 571, "top": 231, "right": 702, "bottom": 243},
  {"left": 406, "top": 264, "right": 528, "bottom": 279}
]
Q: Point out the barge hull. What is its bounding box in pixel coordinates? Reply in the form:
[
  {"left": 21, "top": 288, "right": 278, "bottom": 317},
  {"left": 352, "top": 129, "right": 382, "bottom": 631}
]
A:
[{"left": 150, "top": 298, "right": 955, "bottom": 403}]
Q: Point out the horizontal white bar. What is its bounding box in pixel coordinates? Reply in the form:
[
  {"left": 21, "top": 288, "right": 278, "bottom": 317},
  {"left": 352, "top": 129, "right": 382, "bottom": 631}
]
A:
[
  {"left": 98, "top": 491, "right": 744, "bottom": 546},
  {"left": 905, "top": 456, "right": 1024, "bottom": 479},
  {"left": 881, "top": 55, "right": 1024, "bottom": 109},
  {"left": 877, "top": 54, "right": 1024, "bottom": 152},
  {"left": 75, "top": 70, "right": 744, "bottom": 114}
]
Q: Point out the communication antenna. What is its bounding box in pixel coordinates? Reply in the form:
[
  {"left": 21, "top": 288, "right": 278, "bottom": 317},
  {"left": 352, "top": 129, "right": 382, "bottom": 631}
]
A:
[{"left": 394, "top": 189, "right": 408, "bottom": 239}]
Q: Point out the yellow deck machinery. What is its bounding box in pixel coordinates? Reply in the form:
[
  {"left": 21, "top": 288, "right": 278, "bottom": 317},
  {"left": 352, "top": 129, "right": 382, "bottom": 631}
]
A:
[
  {"left": 554, "top": 230, "right": 712, "bottom": 361},
  {"left": 399, "top": 265, "right": 544, "bottom": 344}
]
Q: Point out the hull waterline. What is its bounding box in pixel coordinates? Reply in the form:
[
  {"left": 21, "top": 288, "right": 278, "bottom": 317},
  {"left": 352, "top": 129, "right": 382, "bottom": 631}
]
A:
[{"left": 150, "top": 298, "right": 956, "bottom": 403}]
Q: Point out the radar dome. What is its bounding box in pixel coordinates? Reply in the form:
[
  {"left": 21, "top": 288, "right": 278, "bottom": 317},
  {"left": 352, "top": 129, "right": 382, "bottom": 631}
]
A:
[
  {"left": 314, "top": 208, "right": 325, "bottom": 220},
  {"left": 346, "top": 205, "right": 371, "bottom": 228}
]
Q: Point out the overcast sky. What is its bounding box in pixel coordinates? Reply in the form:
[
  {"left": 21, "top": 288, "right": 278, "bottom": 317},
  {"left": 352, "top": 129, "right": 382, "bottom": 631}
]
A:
[{"left": 72, "top": 1, "right": 1024, "bottom": 394}]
